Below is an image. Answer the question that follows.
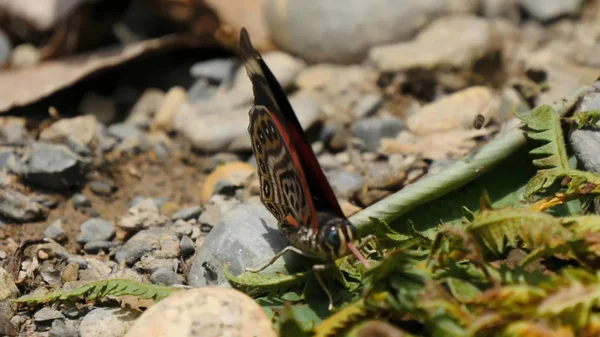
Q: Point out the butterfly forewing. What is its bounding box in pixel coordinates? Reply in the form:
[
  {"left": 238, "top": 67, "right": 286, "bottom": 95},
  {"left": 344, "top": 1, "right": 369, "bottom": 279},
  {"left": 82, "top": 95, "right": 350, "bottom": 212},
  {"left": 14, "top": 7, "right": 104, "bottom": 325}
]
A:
[
  {"left": 248, "top": 105, "right": 314, "bottom": 229},
  {"left": 238, "top": 28, "right": 345, "bottom": 234}
]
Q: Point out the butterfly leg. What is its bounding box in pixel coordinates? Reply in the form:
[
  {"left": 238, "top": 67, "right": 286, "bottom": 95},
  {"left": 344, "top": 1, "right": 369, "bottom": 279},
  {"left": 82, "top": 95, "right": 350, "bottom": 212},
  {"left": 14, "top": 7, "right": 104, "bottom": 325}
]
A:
[
  {"left": 245, "top": 245, "right": 320, "bottom": 273},
  {"left": 312, "top": 263, "right": 335, "bottom": 311},
  {"left": 357, "top": 234, "right": 384, "bottom": 257}
]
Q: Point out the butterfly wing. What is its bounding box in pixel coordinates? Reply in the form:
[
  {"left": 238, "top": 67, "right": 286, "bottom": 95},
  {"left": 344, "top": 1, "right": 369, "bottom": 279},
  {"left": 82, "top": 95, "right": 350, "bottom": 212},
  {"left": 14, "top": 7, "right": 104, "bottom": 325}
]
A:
[
  {"left": 247, "top": 105, "right": 314, "bottom": 230},
  {"left": 238, "top": 28, "right": 345, "bottom": 233}
]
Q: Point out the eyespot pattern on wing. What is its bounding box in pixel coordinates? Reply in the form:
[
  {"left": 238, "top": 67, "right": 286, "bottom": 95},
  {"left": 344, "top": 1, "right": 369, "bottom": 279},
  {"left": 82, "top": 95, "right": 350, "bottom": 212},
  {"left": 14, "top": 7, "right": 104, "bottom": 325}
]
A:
[{"left": 248, "top": 106, "right": 311, "bottom": 227}]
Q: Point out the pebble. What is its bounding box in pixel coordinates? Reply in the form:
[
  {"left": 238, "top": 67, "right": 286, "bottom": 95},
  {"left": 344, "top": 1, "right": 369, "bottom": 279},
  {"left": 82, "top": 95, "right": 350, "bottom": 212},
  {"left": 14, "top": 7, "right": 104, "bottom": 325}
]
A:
[
  {"left": 150, "top": 267, "right": 183, "bottom": 286},
  {"left": 118, "top": 198, "right": 169, "bottom": 232},
  {"left": 107, "top": 123, "right": 143, "bottom": 141},
  {"left": 134, "top": 256, "right": 176, "bottom": 273},
  {"left": 0, "top": 315, "right": 17, "bottom": 337},
  {"left": 174, "top": 93, "right": 321, "bottom": 152},
  {"left": 49, "top": 319, "right": 78, "bottom": 337},
  {"left": 115, "top": 227, "right": 179, "bottom": 266},
  {"left": 187, "top": 79, "right": 218, "bottom": 103},
  {"left": 518, "top": 0, "right": 584, "bottom": 21},
  {"left": 201, "top": 153, "right": 240, "bottom": 173},
  {"left": 129, "top": 196, "right": 168, "bottom": 209},
  {"left": 89, "top": 181, "right": 115, "bottom": 196},
  {"left": 0, "top": 267, "right": 18, "bottom": 300},
  {"left": 151, "top": 86, "right": 187, "bottom": 132},
  {"left": 10, "top": 43, "right": 40, "bottom": 68},
  {"left": 200, "top": 161, "right": 255, "bottom": 202},
  {"left": 83, "top": 240, "right": 120, "bottom": 254},
  {"left": 188, "top": 204, "right": 289, "bottom": 286},
  {"left": 44, "top": 219, "right": 66, "bottom": 241},
  {"left": 125, "top": 89, "right": 166, "bottom": 127},
  {"left": 39, "top": 115, "right": 98, "bottom": 149},
  {"left": 0, "top": 118, "right": 29, "bottom": 145},
  {"left": 33, "top": 307, "right": 64, "bottom": 322},
  {"left": 351, "top": 117, "right": 405, "bottom": 152},
  {"left": 22, "top": 143, "right": 88, "bottom": 189},
  {"left": 0, "top": 188, "right": 48, "bottom": 222},
  {"left": 76, "top": 218, "right": 115, "bottom": 245},
  {"left": 353, "top": 93, "right": 383, "bottom": 119},
  {"left": 0, "top": 148, "right": 16, "bottom": 171},
  {"left": 72, "top": 193, "right": 92, "bottom": 209},
  {"left": 60, "top": 262, "right": 80, "bottom": 283},
  {"left": 369, "top": 15, "right": 497, "bottom": 71},
  {"left": 190, "top": 58, "right": 236, "bottom": 82},
  {"left": 123, "top": 288, "right": 277, "bottom": 337},
  {"left": 172, "top": 219, "right": 194, "bottom": 237},
  {"left": 171, "top": 205, "right": 202, "bottom": 221},
  {"left": 326, "top": 170, "right": 366, "bottom": 199},
  {"left": 408, "top": 86, "right": 499, "bottom": 135},
  {"left": 179, "top": 236, "right": 195, "bottom": 258},
  {"left": 263, "top": 0, "right": 475, "bottom": 63},
  {"left": 79, "top": 308, "right": 139, "bottom": 337},
  {"left": 0, "top": 28, "right": 12, "bottom": 66},
  {"left": 366, "top": 162, "right": 406, "bottom": 190},
  {"left": 318, "top": 153, "right": 343, "bottom": 171}
]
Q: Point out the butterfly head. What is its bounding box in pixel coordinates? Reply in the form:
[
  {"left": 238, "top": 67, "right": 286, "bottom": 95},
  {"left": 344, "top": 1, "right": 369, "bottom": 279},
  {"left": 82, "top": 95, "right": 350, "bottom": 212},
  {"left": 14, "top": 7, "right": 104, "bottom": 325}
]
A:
[{"left": 317, "top": 216, "right": 358, "bottom": 259}]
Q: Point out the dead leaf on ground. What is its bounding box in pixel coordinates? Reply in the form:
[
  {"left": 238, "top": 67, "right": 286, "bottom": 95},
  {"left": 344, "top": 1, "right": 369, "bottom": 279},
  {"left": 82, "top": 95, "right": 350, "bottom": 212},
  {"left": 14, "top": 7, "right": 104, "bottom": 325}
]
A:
[
  {"left": 0, "top": 33, "right": 214, "bottom": 113},
  {"left": 380, "top": 128, "right": 496, "bottom": 160}
]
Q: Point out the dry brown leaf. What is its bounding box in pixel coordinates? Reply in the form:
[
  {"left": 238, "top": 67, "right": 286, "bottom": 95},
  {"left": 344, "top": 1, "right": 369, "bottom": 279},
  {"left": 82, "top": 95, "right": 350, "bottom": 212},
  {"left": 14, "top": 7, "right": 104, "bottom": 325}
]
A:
[
  {"left": 0, "top": 33, "right": 213, "bottom": 113},
  {"left": 380, "top": 128, "right": 496, "bottom": 160}
]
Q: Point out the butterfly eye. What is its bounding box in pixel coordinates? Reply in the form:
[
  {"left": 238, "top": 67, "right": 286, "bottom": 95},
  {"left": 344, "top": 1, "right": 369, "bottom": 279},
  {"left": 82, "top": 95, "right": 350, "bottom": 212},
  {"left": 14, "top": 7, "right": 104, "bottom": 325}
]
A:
[{"left": 327, "top": 227, "right": 341, "bottom": 247}]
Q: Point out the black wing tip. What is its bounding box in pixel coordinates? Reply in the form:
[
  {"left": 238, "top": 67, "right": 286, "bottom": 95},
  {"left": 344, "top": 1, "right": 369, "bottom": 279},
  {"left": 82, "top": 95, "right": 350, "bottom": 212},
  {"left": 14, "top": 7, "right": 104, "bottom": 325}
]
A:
[{"left": 238, "top": 27, "right": 259, "bottom": 61}]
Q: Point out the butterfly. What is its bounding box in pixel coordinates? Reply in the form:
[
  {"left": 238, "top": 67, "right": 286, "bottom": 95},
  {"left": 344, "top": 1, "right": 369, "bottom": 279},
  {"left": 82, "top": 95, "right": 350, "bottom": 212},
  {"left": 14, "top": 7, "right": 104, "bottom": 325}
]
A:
[{"left": 238, "top": 28, "right": 379, "bottom": 309}]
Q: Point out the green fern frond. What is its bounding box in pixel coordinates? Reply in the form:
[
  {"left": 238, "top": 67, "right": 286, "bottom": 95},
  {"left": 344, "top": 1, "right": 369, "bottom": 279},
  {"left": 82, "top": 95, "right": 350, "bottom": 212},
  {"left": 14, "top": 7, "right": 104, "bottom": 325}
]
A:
[
  {"left": 500, "top": 319, "right": 574, "bottom": 337},
  {"left": 12, "top": 279, "right": 180, "bottom": 306},
  {"left": 314, "top": 299, "right": 369, "bottom": 337},
  {"left": 538, "top": 281, "right": 600, "bottom": 329},
  {"left": 224, "top": 264, "right": 308, "bottom": 297},
  {"left": 561, "top": 215, "right": 600, "bottom": 234},
  {"left": 566, "top": 110, "right": 600, "bottom": 129},
  {"left": 467, "top": 284, "right": 546, "bottom": 316},
  {"left": 467, "top": 207, "right": 572, "bottom": 256},
  {"left": 518, "top": 105, "right": 570, "bottom": 171}
]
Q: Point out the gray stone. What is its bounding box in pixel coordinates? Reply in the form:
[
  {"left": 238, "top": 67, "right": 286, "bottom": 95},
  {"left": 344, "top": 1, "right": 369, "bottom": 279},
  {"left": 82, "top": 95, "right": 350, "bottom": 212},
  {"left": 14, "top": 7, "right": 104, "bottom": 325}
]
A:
[
  {"left": 39, "top": 115, "right": 98, "bottom": 150},
  {"left": 171, "top": 205, "right": 202, "bottom": 221},
  {"left": 175, "top": 92, "right": 320, "bottom": 152},
  {"left": 118, "top": 198, "right": 169, "bottom": 232},
  {"left": 22, "top": 143, "right": 87, "bottom": 189},
  {"left": 44, "top": 219, "right": 66, "bottom": 241},
  {"left": 0, "top": 267, "right": 18, "bottom": 301},
  {"left": 125, "top": 89, "right": 165, "bottom": 127},
  {"left": 0, "top": 315, "right": 16, "bottom": 337},
  {"left": 369, "top": 15, "right": 496, "bottom": 72},
  {"left": 0, "top": 28, "right": 12, "bottom": 66},
  {"left": 0, "top": 121, "right": 28, "bottom": 145},
  {"left": 49, "top": 319, "right": 78, "bottom": 337},
  {"left": 33, "top": 307, "right": 64, "bottom": 322},
  {"left": 173, "top": 219, "right": 194, "bottom": 237},
  {"left": 264, "top": 0, "right": 477, "bottom": 63},
  {"left": 190, "top": 58, "right": 236, "bottom": 82},
  {"left": 518, "top": 0, "right": 584, "bottom": 21},
  {"left": 115, "top": 227, "right": 179, "bottom": 266},
  {"left": 0, "top": 148, "right": 16, "bottom": 170},
  {"left": 83, "top": 240, "right": 119, "bottom": 254},
  {"left": 88, "top": 181, "right": 115, "bottom": 196},
  {"left": 201, "top": 153, "right": 240, "bottom": 173},
  {"left": 76, "top": 218, "right": 115, "bottom": 245},
  {"left": 187, "top": 79, "right": 219, "bottom": 103},
  {"left": 180, "top": 236, "right": 195, "bottom": 258},
  {"left": 79, "top": 308, "right": 139, "bottom": 337},
  {"left": 107, "top": 123, "right": 142, "bottom": 141},
  {"left": 326, "top": 170, "right": 365, "bottom": 199},
  {"left": 188, "top": 204, "right": 291, "bottom": 286},
  {"left": 351, "top": 117, "right": 404, "bottom": 152},
  {"left": 134, "top": 256, "right": 176, "bottom": 273},
  {"left": 150, "top": 267, "right": 183, "bottom": 286},
  {"left": 129, "top": 196, "right": 168, "bottom": 209},
  {"left": 353, "top": 93, "right": 383, "bottom": 119},
  {"left": 72, "top": 193, "right": 92, "bottom": 209},
  {"left": 0, "top": 189, "right": 47, "bottom": 222}
]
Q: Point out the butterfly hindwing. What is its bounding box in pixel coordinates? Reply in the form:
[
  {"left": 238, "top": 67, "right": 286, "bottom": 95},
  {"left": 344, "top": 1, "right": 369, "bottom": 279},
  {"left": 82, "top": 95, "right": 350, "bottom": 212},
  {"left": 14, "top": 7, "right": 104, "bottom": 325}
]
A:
[{"left": 248, "top": 105, "right": 313, "bottom": 229}]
